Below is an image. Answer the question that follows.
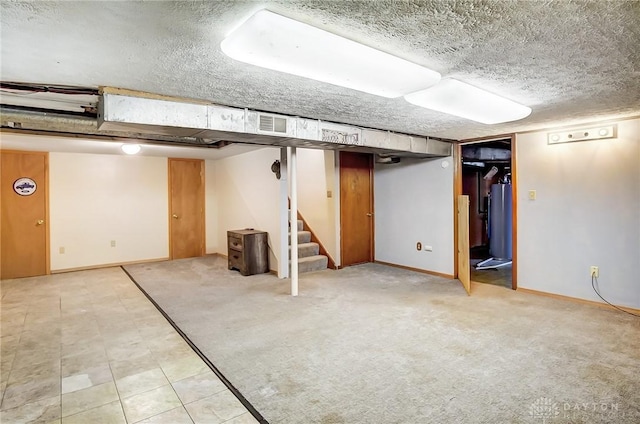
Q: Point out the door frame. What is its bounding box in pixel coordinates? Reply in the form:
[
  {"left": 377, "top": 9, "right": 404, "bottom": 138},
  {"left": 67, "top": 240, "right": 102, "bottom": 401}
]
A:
[
  {"left": 457, "top": 195, "right": 471, "bottom": 295},
  {"left": 339, "top": 151, "right": 374, "bottom": 267},
  {"left": 453, "top": 135, "right": 518, "bottom": 290},
  {"left": 1, "top": 149, "right": 50, "bottom": 277},
  {"left": 168, "top": 158, "right": 205, "bottom": 260}
]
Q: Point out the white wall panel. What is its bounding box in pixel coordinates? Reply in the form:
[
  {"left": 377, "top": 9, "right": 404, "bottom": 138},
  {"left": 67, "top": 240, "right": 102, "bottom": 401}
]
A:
[
  {"left": 205, "top": 159, "right": 218, "bottom": 254},
  {"left": 517, "top": 118, "right": 640, "bottom": 308},
  {"left": 49, "top": 152, "right": 168, "bottom": 270},
  {"left": 296, "top": 149, "right": 338, "bottom": 262},
  {"left": 374, "top": 157, "right": 455, "bottom": 276},
  {"left": 214, "top": 148, "right": 281, "bottom": 271}
]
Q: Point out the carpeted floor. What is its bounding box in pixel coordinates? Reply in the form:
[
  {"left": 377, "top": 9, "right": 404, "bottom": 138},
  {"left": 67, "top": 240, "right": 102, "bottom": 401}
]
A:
[{"left": 124, "top": 256, "right": 640, "bottom": 424}]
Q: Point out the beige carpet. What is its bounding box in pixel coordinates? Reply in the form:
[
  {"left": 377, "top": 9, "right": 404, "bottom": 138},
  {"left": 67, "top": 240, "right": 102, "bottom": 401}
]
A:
[{"left": 124, "top": 256, "right": 640, "bottom": 423}]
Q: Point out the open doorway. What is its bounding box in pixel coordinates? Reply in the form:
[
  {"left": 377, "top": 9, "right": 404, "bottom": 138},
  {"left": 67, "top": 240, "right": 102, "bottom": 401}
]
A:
[{"left": 460, "top": 139, "right": 515, "bottom": 289}]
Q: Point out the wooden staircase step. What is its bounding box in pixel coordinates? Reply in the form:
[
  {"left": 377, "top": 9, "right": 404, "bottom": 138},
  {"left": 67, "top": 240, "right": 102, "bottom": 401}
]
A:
[
  {"left": 288, "top": 230, "right": 311, "bottom": 244},
  {"left": 289, "top": 242, "right": 320, "bottom": 258},
  {"left": 288, "top": 217, "right": 330, "bottom": 272},
  {"left": 294, "top": 255, "right": 329, "bottom": 274}
]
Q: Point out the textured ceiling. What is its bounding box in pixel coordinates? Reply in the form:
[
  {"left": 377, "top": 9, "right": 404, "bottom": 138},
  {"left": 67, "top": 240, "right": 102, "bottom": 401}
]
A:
[{"left": 1, "top": 0, "right": 639, "bottom": 140}]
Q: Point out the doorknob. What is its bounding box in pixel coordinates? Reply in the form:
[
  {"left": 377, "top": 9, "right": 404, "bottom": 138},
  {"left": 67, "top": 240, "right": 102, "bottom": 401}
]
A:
[
  {"left": 172, "top": 214, "right": 179, "bottom": 219},
  {"left": 366, "top": 213, "right": 373, "bottom": 217},
  {"left": 36, "top": 219, "right": 45, "bottom": 225}
]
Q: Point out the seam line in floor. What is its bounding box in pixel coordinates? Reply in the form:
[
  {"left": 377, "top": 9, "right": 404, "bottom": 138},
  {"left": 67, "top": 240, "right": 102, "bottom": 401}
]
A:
[{"left": 120, "top": 265, "right": 268, "bottom": 424}]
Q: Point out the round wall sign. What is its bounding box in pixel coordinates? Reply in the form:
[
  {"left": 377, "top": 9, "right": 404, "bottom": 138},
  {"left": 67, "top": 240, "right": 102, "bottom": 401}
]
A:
[{"left": 13, "top": 178, "right": 37, "bottom": 196}]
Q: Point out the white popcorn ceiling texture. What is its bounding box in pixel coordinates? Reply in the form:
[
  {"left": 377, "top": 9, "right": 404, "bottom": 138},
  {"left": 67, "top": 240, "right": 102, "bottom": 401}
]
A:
[{"left": 1, "top": 0, "right": 639, "bottom": 140}]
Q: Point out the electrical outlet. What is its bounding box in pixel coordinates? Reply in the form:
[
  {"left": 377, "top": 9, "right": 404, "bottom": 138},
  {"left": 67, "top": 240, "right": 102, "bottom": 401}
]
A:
[
  {"left": 590, "top": 266, "right": 599, "bottom": 278},
  {"left": 416, "top": 242, "right": 422, "bottom": 251},
  {"left": 110, "top": 240, "right": 116, "bottom": 248},
  {"left": 424, "top": 245, "right": 433, "bottom": 252},
  {"left": 59, "top": 247, "right": 65, "bottom": 254}
]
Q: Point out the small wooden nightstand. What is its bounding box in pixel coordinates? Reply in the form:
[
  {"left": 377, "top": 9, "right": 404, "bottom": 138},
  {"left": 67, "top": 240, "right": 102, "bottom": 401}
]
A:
[{"left": 227, "top": 229, "right": 269, "bottom": 276}]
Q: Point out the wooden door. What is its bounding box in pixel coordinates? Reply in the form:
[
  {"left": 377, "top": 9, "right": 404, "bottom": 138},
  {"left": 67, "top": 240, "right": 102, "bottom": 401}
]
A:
[
  {"left": 169, "top": 158, "right": 204, "bottom": 259},
  {"left": 340, "top": 152, "right": 373, "bottom": 267},
  {"left": 1, "top": 151, "right": 49, "bottom": 279},
  {"left": 457, "top": 195, "right": 471, "bottom": 295}
]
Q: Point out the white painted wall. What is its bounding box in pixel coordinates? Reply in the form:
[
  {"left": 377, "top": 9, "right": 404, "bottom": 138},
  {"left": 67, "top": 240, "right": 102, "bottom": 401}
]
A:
[
  {"left": 374, "top": 156, "right": 455, "bottom": 275},
  {"left": 205, "top": 159, "right": 219, "bottom": 254},
  {"left": 213, "top": 147, "right": 281, "bottom": 271},
  {"left": 517, "top": 118, "right": 640, "bottom": 308},
  {"left": 296, "top": 149, "right": 338, "bottom": 262},
  {"left": 4, "top": 132, "right": 283, "bottom": 272},
  {"left": 49, "top": 152, "right": 168, "bottom": 270}
]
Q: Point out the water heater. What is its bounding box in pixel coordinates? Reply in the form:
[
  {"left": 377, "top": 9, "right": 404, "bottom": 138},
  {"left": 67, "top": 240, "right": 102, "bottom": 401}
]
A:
[{"left": 489, "top": 183, "right": 512, "bottom": 260}]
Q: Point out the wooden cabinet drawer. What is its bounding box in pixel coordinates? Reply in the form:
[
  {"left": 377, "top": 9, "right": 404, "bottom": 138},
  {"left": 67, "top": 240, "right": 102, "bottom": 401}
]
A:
[
  {"left": 227, "top": 229, "right": 269, "bottom": 276},
  {"left": 227, "top": 236, "right": 243, "bottom": 251},
  {"left": 228, "top": 250, "right": 243, "bottom": 269}
]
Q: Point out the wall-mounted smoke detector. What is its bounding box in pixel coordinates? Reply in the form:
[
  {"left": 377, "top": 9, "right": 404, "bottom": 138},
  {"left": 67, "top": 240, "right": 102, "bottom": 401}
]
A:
[{"left": 547, "top": 124, "right": 617, "bottom": 144}]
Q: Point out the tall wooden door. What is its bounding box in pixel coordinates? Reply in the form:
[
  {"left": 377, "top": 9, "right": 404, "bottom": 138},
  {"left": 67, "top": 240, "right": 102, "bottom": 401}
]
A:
[
  {"left": 1, "top": 151, "right": 49, "bottom": 279},
  {"left": 169, "top": 158, "right": 204, "bottom": 259},
  {"left": 457, "top": 195, "right": 471, "bottom": 295},
  {"left": 340, "top": 151, "right": 373, "bottom": 267}
]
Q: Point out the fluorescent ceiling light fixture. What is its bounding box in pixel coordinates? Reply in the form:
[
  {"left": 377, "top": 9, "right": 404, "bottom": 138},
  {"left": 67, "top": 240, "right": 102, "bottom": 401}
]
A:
[
  {"left": 220, "top": 10, "right": 440, "bottom": 98},
  {"left": 404, "top": 79, "right": 532, "bottom": 124},
  {"left": 121, "top": 144, "right": 141, "bottom": 155}
]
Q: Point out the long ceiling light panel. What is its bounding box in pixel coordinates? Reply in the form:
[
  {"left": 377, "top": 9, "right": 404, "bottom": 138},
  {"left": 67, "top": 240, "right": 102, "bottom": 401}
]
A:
[
  {"left": 404, "top": 79, "right": 532, "bottom": 124},
  {"left": 221, "top": 10, "right": 441, "bottom": 98}
]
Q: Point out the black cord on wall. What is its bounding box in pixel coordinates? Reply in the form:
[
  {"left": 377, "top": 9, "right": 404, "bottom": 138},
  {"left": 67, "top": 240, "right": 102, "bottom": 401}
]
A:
[{"left": 591, "top": 275, "right": 640, "bottom": 318}]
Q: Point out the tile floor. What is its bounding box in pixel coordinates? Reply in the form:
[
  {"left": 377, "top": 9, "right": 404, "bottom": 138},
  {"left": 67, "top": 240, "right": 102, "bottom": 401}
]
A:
[{"left": 0, "top": 267, "right": 259, "bottom": 424}]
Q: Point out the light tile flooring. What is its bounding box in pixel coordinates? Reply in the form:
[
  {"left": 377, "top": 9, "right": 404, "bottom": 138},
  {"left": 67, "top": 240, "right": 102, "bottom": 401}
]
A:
[{"left": 0, "top": 267, "right": 259, "bottom": 424}]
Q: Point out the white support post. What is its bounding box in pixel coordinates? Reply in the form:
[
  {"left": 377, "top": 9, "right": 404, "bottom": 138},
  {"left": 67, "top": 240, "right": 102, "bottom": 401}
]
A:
[
  {"left": 290, "top": 146, "right": 299, "bottom": 296},
  {"left": 278, "top": 148, "right": 289, "bottom": 279}
]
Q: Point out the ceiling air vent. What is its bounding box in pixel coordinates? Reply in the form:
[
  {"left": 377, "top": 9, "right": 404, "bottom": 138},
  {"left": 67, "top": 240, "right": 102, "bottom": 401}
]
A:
[{"left": 259, "top": 114, "right": 287, "bottom": 133}]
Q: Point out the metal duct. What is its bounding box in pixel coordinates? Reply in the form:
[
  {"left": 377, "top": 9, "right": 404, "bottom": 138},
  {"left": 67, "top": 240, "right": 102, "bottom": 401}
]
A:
[
  {"left": 97, "top": 93, "right": 451, "bottom": 158},
  {"left": 462, "top": 145, "right": 511, "bottom": 162},
  {"left": 0, "top": 107, "right": 227, "bottom": 147}
]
